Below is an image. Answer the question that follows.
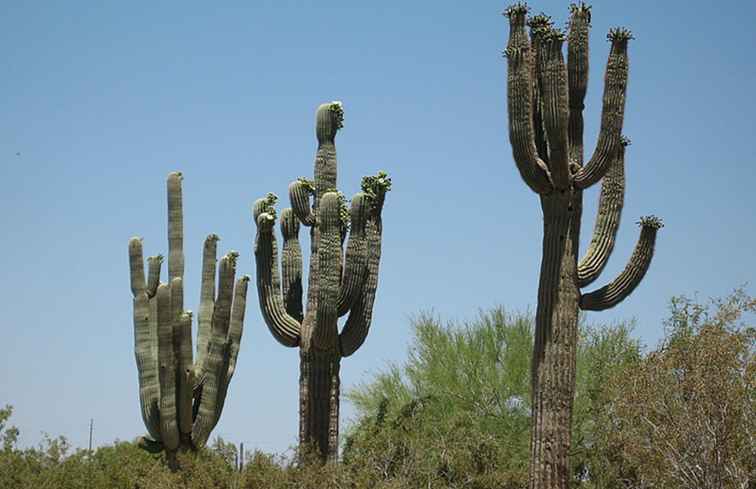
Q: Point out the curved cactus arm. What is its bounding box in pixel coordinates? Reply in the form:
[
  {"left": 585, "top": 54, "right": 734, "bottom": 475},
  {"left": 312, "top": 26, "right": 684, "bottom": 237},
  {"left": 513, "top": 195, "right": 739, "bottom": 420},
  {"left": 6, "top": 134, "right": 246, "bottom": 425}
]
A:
[
  {"left": 195, "top": 234, "right": 219, "bottom": 376},
  {"left": 338, "top": 193, "right": 370, "bottom": 317},
  {"left": 313, "top": 193, "right": 342, "bottom": 350},
  {"left": 567, "top": 3, "right": 591, "bottom": 165},
  {"left": 577, "top": 137, "right": 628, "bottom": 287},
  {"left": 191, "top": 252, "right": 237, "bottom": 447},
  {"left": 255, "top": 209, "right": 301, "bottom": 347},
  {"left": 156, "top": 283, "right": 180, "bottom": 451},
  {"left": 289, "top": 179, "right": 315, "bottom": 226},
  {"left": 339, "top": 173, "right": 390, "bottom": 357},
  {"left": 574, "top": 28, "right": 631, "bottom": 189},
  {"left": 215, "top": 275, "right": 249, "bottom": 426},
  {"left": 280, "top": 209, "right": 304, "bottom": 322},
  {"left": 580, "top": 216, "right": 662, "bottom": 311},
  {"left": 137, "top": 436, "right": 164, "bottom": 453},
  {"left": 167, "top": 172, "right": 185, "bottom": 285},
  {"left": 129, "top": 238, "right": 162, "bottom": 441},
  {"left": 527, "top": 14, "right": 552, "bottom": 163},
  {"left": 536, "top": 27, "right": 571, "bottom": 188},
  {"left": 504, "top": 5, "right": 552, "bottom": 194}
]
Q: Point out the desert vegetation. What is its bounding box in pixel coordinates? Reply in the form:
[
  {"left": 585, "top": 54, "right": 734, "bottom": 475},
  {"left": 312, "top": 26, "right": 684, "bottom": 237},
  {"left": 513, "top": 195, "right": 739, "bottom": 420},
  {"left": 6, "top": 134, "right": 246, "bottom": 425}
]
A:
[{"left": 2, "top": 291, "right": 752, "bottom": 488}]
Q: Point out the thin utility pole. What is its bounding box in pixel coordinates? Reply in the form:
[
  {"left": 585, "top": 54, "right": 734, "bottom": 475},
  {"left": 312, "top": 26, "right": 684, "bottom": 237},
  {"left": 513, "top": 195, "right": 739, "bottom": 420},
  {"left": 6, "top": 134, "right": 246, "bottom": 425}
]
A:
[{"left": 88, "top": 419, "right": 93, "bottom": 454}]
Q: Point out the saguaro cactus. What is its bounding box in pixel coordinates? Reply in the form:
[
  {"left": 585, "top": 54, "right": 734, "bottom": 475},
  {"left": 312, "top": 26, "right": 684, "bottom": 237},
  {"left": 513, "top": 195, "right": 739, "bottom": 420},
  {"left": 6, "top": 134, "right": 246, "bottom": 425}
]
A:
[
  {"left": 128, "top": 172, "right": 249, "bottom": 466},
  {"left": 253, "top": 102, "right": 390, "bottom": 462},
  {"left": 503, "top": 4, "right": 662, "bottom": 487}
]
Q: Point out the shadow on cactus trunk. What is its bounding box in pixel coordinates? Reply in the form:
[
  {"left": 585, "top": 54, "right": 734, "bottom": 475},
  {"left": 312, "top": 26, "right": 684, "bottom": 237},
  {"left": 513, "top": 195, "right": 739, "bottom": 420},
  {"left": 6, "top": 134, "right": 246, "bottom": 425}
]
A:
[
  {"left": 254, "top": 101, "right": 391, "bottom": 462},
  {"left": 128, "top": 172, "right": 249, "bottom": 470},
  {"left": 503, "top": 3, "right": 662, "bottom": 487}
]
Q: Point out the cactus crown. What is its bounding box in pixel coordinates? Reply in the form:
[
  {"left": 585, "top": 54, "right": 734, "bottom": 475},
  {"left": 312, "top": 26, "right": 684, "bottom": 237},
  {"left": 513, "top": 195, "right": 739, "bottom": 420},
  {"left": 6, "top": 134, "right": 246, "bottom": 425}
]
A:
[
  {"left": 608, "top": 27, "right": 634, "bottom": 42},
  {"left": 297, "top": 177, "right": 316, "bottom": 194},
  {"left": 638, "top": 215, "right": 664, "bottom": 229},
  {"left": 538, "top": 25, "right": 566, "bottom": 43},
  {"left": 569, "top": 2, "right": 592, "bottom": 22},
  {"left": 503, "top": 2, "right": 529, "bottom": 18},
  {"left": 260, "top": 192, "right": 278, "bottom": 220},
  {"left": 226, "top": 250, "right": 240, "bottom": 265},
  {"left": 329, "top": 101, "right": 344, "bottom": 130},
  {"left": 361, "top": 171, "right": 392, "bottom": 200},
  {"left": 528, "top": 13, "right": 553, "bottom": 30}
]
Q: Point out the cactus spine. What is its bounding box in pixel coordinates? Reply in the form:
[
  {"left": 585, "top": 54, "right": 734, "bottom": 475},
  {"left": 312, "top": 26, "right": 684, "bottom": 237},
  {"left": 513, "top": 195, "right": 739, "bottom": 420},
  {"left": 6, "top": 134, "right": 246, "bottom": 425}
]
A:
[
  {"left": 503, "top": 4, "right": 662, "bottom": 487},
  {"left": 254, "top": 102, "right": 391, "bottom": 462},
  {"left": 129, "top": 172, "right": 249, "bottom": 466}
]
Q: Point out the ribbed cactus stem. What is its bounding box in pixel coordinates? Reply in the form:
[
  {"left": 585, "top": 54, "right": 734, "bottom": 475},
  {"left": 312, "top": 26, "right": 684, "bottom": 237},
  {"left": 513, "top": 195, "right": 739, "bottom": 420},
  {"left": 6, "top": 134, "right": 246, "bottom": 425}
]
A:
[
  {"left": 129, "top": 172, "right": 248, "bottom": 464},
  {"left": 254, "top": 102, "right": 390, "bottom": 462},
  {"left": 503, "top": 5, "right": 660, "bottom": 488}
]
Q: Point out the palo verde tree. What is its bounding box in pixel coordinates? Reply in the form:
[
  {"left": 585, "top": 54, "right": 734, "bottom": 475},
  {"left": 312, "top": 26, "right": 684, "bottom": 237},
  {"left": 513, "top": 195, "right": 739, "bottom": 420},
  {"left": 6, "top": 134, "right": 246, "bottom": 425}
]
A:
[
  {"left": 503, "top": 4, "right": 662, "bottom": 488},
  {"left": 253, "top": 102, "right": 391, "bottom": 462},
  {"left": 128, "top": 172, "right": 249, "bottom": 467}
]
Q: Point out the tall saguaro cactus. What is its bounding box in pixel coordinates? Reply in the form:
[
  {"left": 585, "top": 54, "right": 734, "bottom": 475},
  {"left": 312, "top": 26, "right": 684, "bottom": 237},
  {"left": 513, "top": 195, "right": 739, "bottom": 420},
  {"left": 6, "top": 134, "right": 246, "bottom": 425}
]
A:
[
  {"left": 503, "top": 4, "right": 662, "bottom": 487},
  {"left": 253, "top": 102, "right": 391, "bottom": 462},
  {"left": 128, "top": 172, "right": 249, "bottom": 466}
]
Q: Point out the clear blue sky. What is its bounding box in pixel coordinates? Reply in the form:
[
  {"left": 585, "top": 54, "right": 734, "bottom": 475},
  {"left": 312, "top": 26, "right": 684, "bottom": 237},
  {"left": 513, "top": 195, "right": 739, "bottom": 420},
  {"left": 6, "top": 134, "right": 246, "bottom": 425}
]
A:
[{"left": 1, "top": 0, "right": 754, "bottom": 455}]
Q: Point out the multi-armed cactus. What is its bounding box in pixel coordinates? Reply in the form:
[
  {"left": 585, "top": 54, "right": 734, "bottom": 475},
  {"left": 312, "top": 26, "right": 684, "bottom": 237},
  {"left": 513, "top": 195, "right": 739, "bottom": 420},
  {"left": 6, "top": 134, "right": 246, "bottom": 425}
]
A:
[
  {"left": 253, "top": 102, "right": 391, "bottom": 462},
  {"left": 503, "top": 4, "right": 662, "bottom": 487},
  {"left": 128, "top": 172, "right": 249, "bottom": 467}
]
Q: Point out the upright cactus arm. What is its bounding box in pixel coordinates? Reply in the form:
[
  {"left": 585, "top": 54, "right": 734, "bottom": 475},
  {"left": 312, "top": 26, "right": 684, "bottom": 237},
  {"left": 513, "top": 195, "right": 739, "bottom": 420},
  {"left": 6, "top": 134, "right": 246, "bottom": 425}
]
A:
[
  {"left": 156, "top": 283, "right": 180, "bottom": 451},
  {"left": 214, "top": 275, "right": 250, "bottom": 426},
  {"left": 129, "top": 237, "right": 161, "bottom": 441},
  {"left": 192, "top": 252, "right": 238, "bottom": 447},
  {"left": 567, "top": 3, "right": 591, "bottom": 165},
  {"left": 167, "top": 172, "right": 185, "bottom": 286},
  {"left": 254, "top": 201, "right": 301, "bottom": 347},
  {"left": 339, "top": 173, "right": 390, "bottom": 357},
  {"left": 574, "top": 28, "right": 631, "bottom": 189},
  {"left": 176, "top": 311, "right": 194, "bottom": 436},
  {"left": 527, "top": 14, "right": 552, "bottom": 163},
  {"left": 577, "top": 137, "right": 629, "bottom": 287},
  {"left": 146, "top": 256, "right": 163, "bottom": 298},
  {"left": 312, "top": 192, "right": 342, "bottom": 349},
  {"left": 289, "top": 179, "right": 315, "bottom": 226},
  {"left": 280, "top": 209, "right": 304, "bottom": 322},
  {"left": 338, "top": 193, "right": 370, "bottom": 317},
  {"left": 504, "top": 5, "right": 553, "bottom": 194},
  {"left": 536, "top": 27, "right": 571, "bottom": 188},
  {"left": 580, "top": 216, "right": 662, "bottom": 311},
  {"left": 195, "top": 234, "right": 219, "bottom": 376}
]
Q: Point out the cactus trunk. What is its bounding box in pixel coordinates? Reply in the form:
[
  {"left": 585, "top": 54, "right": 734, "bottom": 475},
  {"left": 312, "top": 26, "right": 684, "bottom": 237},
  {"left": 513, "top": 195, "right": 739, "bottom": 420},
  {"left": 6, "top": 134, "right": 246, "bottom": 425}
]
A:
[
  {"left": 504, "top": 4, "right": 662, "bottom": 487},
  {"left": 254, "top": 102, "right": 391, "bottom": 462}
]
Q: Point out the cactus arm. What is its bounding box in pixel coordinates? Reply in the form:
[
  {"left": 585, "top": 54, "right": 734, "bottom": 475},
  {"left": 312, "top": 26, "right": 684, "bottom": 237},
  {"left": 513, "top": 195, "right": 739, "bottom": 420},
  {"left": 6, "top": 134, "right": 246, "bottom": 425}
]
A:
[
  {"left": 195, "top": 234, "right": 219, "bottom": 374},
  {"left": 527, "top": 15, "right": 552, "bottom": 163},
  {"left": 156, "top": 283, "right": 180, "bottom": 451},
  {"left": 577, "top": 137, "right": 628, "bottom": 287},
  {"left": 339, "top": 173, "right": 390, "bottom": 357},
  {"left": 580, "top": 216, "right": 662, "bottom": 311},
  {"left": 313, "top": 193, "right": 342, "bottom": 349},
  {"left": 167, "top": 172, "right": 184, "bottom": 284},
  {"left": 289, "top": 180, "right": 315, "bottom": 226},
  {"left": 137, "top": 436, "right": 163, "bottom": 453},
  {"left": 574, "top": 29, "right": 631, "bottom": 189},
  {"left": 176, "top": 311, "right": 194, "bottom": 436},
  {"left": 567, "top": 3, "right": 591, "bottom": 165},
  {"left": 191, "top": 252, "right": 237, "bottom": 447},
  {"left": 280, "top": 209, "right": 304, "bottom": 322},
  {"left": 214, "top": 275, "right": 249, "bottom": 426},
  {"left": 338, "top": 193, "right": 369, "bottom": 317},
  {"left": 536, "top": 27, "right": 571, "bottom": 188},
  {"left": 146, "top": 255, "right": 163, "bottom": 298},
  {"left": 129, "top": 237, "right": 162, "bottom": 441},
  {"left": 504, "top": 6, "right": 553, "bottom": 194},
  {"left": 255, "top": 211, "right": 301, "bottom": 347}
]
